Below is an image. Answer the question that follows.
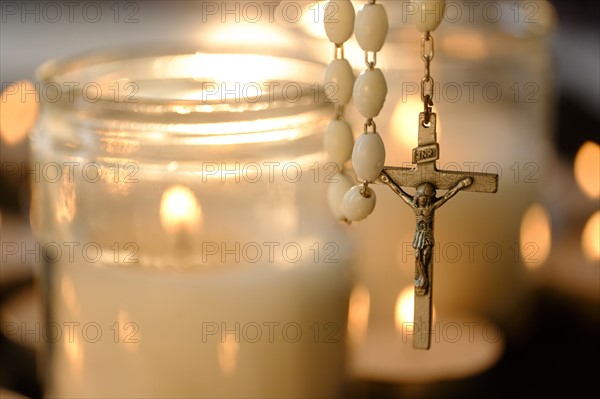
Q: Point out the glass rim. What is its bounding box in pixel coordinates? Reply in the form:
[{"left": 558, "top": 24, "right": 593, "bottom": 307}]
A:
[{"left": 34, "top": 43, "right": 330, "bottom": 121}]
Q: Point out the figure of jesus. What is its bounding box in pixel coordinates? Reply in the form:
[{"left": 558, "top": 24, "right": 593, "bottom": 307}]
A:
[{"left": 383, "top": 176, "right": 473, "bottom": 295}]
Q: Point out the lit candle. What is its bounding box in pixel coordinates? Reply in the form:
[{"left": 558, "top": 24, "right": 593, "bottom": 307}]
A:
[
  {"left": 349, "top": 285, "right": 504, "bottom": 383},
  {"left": 159, "top": 185, "right": 202, "bottom": 253},
  {"left": 30, "top": 47, "right": 352, "bottom": 397}
]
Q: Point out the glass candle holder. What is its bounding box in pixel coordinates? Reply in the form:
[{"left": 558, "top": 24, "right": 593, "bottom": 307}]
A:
[{"left": 30, "top": 45, "right": 352, "bottom": 398}]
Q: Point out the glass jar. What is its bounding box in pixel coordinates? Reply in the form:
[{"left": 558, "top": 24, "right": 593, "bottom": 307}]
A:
[{"left": 30, "top": 44, "right": 352, "bottom": 398}]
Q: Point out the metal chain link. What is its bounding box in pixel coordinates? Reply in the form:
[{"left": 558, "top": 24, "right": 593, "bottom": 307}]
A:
[
  {"left": 359, "top": 0, "right": 381, "bottom": 195},
  {"left": 363, "top": 118, "right": 377, "bottom": 134},
  {"left": 334, "top": 43, "right": 344, "bottom": 60},
  {"left": 420, "top": 31, "right": 435, "bottom": 124},
  {"left": 364, "top": 51, "right": 377, "bottom": 69}
]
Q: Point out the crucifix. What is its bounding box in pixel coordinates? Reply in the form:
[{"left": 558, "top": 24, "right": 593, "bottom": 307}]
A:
[
  {"left": 320, "top": 0, "right": 500, "bottom": 349},
  {"left": 379, "top": 112, "right": 498, "bottom": 349}
]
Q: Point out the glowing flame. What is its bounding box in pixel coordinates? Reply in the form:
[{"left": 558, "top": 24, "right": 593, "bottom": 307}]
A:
[
  {"left": 0, "top": 80, "right": 39, "bottom": 145},
  {"left": 218, "top": 336, "right": 239, "bottom": 375},
  {"left": 347, "top": 285, "right": 370, "bottom": 345},
  {"left": 163, "top": 53, "right": 298, "bottom": 89},
  {"left": 519, "top": 203, "right": 551, "bottom": 269},
  {"left": 395, "top": 285, "right": 436, "bottom": 333},
  {"left": 299, "top": 0, "right": 327, "bottom": 39},
  {"left": 395, "top": 286, "right": 415, "bottom": 330},
  {"left": 391, "top": 98, "right": 421, "bottom": 151},
  {"left": 159, "top": 185, "right": 202, "bottom": 233},
  {"left": 391, "top": 98, "right": 441, "bottom": 151},
  {"left": 574, "top": 141, "right": 600, "bottom": 199},
  {"left": 582, "top": 211, "right": 600, "bottom": 262}
]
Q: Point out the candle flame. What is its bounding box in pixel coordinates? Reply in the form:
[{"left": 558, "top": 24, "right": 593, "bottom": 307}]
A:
[
  {"left": 519, "top": 203, "right": 551, "bottom": 269},
  {"left": 395, "top": 286, "right": 415, "bottom": 330},
  {"left": 391, "top": 98, "right": 423, "bottom": 152},
  {"left": 159, "top": 185, "right": 202, "bottom": 233},
  {"left": 582, "top": 211, "right": 600, "bottom": 262},
  {"left": 205, "top": 22, "right": 290, "bottom": 47},
  {"left": 391, "top": 98, "right": 441, "bottom": 152},
  {"left": 574, "top": 141, "right": 600, "bottom": 199},
  {"left": 395, "top": 285, "right": 436, "bottom": 333},
  {"left": 297, "top": 0, "right": 326, "bottom": 39},
  {"left": 164, "top": 53, "right": 300, "bottom": 90},
  {"left": 347, "top": 285, "right": 370, "bottom": 345}
]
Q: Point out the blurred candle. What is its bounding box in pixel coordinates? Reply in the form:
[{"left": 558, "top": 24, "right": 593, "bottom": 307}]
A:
[
  {"left": 30, "top": 46, "right": 352, "bottom": 398},
  {"left": 159, "top": 185, "right": 202, "bottom": 252},
  {"left": 519, "top": 203, "right": 552, "bottom": 270},
  {"left": 351, "top": 284, "right": 503, "bottom": 384},
  {"left": 574, "top": 141, "right": 600, "bottom": 199},
  {"left": 582, "top": 211, "right": 600, "bottom": 262}
]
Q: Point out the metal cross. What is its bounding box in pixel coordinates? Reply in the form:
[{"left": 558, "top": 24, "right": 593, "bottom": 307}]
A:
[{"left": 379, "top": 112, "right": 498, "bottom": 349}]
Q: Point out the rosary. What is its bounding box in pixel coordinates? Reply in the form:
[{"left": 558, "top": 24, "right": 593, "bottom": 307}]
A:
[{"left": 322, "top": 0, "right": 498, "bottom": 349}]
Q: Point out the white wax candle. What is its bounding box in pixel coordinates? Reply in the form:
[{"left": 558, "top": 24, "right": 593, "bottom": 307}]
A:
[{"left": 48, "top": 252, "right": 351, "bottom": 398}]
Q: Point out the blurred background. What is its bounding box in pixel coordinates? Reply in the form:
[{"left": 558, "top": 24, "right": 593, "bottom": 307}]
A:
[{"left": 1, "top": 1, "right": 598, "bottom": 398}]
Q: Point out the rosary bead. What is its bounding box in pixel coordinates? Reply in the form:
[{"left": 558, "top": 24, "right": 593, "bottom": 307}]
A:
[
  {"left": 409, "top": 0, "right": 446, "bottom": 32},
  {"left": 327, "top": 172, "right": 355, "bottom": 221},
  {"left": 324, "top": 119, "right": 354, "bottom": 167},
  {"left": 324, "top": 0, "right": 356, "bottom": 44},
  {"left": 354, "top": 3, "right": 389, "bottom": 52},
  {"left": 324, "top": 59, "right": 355, "bottom": 106},
  {"left": 342, "top": 184, "right": 376, "bottom": 221},
  {"left": 353, "top": 68, "right": 388, "bottom": 118},
  {"left": 352, "top": 132, "right": 386, "bottom": 182}
]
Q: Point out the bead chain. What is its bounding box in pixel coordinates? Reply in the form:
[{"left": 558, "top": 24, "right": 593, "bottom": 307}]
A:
[
  {"left": 323, "top": 0, "right": 357, "bottom": 223},
  {"left": 323, "top": 0, "right": 389, "bottom": 222},
  {"left": 343, "top": 0, "right": 389, "bottom": 222},
  {"left": 412, "top": 1, "right": 445, "bottom": 125},
  {"left": 324, "top": 0, "right": 446, "bottom": 222}
]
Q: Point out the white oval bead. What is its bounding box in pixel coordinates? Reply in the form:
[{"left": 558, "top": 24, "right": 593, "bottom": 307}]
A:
[
  {"left": 342, "top": 184, "right": 376, "bottom": 221},
  {"left": 324, "top": 59, "right": 355, "bottom": 105},
  {"left": 352, "top": 132, "right": 386, "bottom": 182},
  {"left": 327, "top": 172, "right": 355, "bottom": 221},
  {"left": 354, "top": 3, "right": 389, "bottom": 52},
  {"left": 353, "top": 68, "right": 387, "bottom": 118},
  {"left": 409, "top": 0, "right": 446, "bottom": 32},
  {"left": 324, "top": 0, "right": 356, "bottom": 44},
  {"left": 324, "top": 119, "right": 354, "bottom": 166}
]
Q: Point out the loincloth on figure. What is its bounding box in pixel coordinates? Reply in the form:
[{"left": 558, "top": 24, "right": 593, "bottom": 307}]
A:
[{"left": 413, "top": 218, "right": 434, "bottom": 250}]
